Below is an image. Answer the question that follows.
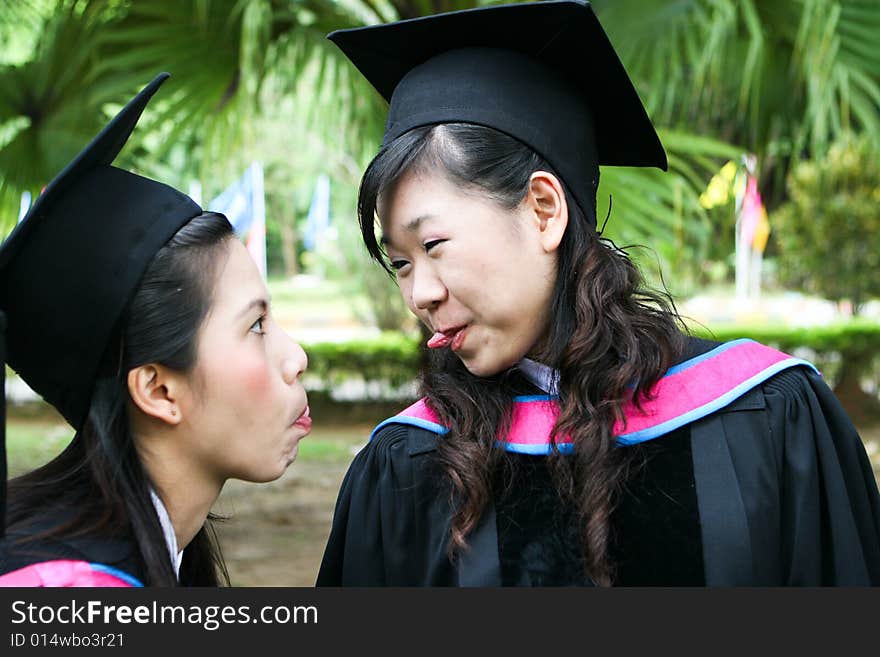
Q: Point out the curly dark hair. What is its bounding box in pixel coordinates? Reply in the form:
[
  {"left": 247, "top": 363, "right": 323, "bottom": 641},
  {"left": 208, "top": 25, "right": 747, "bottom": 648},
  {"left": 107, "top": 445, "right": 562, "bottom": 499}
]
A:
[{"left": 358, "top": 124, "right": 685, "bottom": 585}]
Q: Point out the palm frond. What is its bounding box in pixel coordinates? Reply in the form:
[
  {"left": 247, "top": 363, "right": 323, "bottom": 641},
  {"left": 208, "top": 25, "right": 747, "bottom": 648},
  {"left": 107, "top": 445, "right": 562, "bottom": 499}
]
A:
[
  {"left": 599, "top": 129, "right": 743, "bottom": 292},
  {"left": 594, "top": 0, "right": 880, "bottom": 172}
]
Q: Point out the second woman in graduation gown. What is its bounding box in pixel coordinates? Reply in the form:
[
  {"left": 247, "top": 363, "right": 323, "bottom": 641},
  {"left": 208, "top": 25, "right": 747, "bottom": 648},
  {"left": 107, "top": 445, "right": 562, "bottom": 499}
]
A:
[{"left": 317, "top": 1, "right": 880, "bottom": 587}]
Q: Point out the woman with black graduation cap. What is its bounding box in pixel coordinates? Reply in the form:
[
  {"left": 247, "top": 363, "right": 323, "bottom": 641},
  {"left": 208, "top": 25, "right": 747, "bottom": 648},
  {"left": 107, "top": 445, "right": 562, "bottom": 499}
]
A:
[
  {"left": 316, "top": 0, "right": 880, "bottom": 586},
  {"left": 0, "top": 73, "right": 312, "bottom": 586}
]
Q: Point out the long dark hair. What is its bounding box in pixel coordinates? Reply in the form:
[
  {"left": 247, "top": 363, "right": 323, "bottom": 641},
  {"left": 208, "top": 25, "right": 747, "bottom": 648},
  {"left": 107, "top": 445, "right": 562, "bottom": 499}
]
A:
[
  {"left": 6, "top": 211, "right": 235, "bottom": 586},
  {"left": 359, "top": 124, "right": 686, "bottom": 585}
]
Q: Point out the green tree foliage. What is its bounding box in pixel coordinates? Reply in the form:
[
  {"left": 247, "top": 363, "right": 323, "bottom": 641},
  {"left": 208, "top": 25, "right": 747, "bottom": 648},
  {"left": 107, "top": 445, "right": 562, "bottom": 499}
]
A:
[
  {"left": 773, "top": 133, "right": 880, "bottom": 314},
  {"left": 0, "top": 0, "right": 385, "bottom": 228},
  {"left": 596, "top": 0, "right": 880, "bottom": 205},
  {"left": 593, "top": 0, "right": 880, "bottom": 293},
  {"left": 3, "top": 0, "right": 880, "bottom": 313},
  {"left": 0, "top": 1, "right": 741, "bottom": 278},
  {"left": 0, "top": 1, "right": 121, "bottom": 228}
]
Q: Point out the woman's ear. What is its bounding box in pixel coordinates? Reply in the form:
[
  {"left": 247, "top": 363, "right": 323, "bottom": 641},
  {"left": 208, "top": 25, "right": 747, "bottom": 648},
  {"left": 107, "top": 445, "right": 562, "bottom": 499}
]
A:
[
  {"left": 127, "top": 364, "right": 183, "bottom": 426},
  {"left": 527, "top": 171, "right": 568, "bottom": 253}
]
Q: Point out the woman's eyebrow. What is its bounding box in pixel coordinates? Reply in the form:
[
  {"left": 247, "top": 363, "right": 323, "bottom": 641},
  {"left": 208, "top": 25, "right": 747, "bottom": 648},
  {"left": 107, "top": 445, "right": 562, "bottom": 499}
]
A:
[
  {"left": 236, "top": 298, "right": 268, "bottom": 320},
  {"left": 380, "top": 214, "right": 434, "bottom": 246}
]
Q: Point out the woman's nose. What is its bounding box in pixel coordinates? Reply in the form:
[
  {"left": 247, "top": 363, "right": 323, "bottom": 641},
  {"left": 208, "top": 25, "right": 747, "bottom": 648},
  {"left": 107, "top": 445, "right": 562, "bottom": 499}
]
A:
[
  {"left": 410, "top": 264, "right": 447, "bottom": 311},
  {"left": 280, "top": 333, "right": 308, "bottom": 385}
]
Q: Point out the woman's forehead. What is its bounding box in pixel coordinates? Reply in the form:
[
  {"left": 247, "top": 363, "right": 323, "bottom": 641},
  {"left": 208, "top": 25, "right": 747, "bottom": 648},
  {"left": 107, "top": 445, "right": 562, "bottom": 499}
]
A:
[
  {"left": 379, "top": 181, "right": 461, "bottom": 246},
  {"left": 211, "top": 241, "right": 267, "bottom": 308},
  {"left": 381, "top": 169, "right": 488, "bottom": 221}
]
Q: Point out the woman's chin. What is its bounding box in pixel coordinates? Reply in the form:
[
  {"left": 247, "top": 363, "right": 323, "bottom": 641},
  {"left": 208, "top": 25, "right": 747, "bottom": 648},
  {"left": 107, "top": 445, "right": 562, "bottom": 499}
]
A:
[
  {"left": 242, "top": 451, "right": 298, "bottom": 484},
  {"left": 459, "top": 352, "right": 516, "bottom": 378}
]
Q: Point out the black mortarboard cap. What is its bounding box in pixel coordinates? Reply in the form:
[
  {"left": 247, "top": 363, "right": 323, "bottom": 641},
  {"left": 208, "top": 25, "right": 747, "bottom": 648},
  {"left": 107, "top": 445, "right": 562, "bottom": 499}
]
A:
[
  {"left": 0, "top": 73, "right": 203, "bottom": 535},
  {"left": 328, "top": 0, "right": 666, "bottom": 223}
]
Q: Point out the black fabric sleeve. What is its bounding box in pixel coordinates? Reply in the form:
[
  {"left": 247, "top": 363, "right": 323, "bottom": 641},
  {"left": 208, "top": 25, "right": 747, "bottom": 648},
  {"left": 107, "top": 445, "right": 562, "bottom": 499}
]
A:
[
  {"left": 315, "top": 425, "right": 454, "bottom": 586},
  {"left": 763, "top": 367, "right": 880, "bottom": 584}
]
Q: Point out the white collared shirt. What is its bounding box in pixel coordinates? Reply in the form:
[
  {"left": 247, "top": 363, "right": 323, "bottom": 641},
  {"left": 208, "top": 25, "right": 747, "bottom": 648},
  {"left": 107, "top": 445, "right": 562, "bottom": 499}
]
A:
[
  {"left": 149, "top": 489, "right": 183, "bottom": 580},
  {"left": 517, "top": 357, "right": 559, "bottom": 395}
]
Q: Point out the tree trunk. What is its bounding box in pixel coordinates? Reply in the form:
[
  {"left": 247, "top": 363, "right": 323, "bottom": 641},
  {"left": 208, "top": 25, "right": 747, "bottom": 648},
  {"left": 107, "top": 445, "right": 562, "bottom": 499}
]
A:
[
  {"left": 279, "top": 220, "right": 298, "bottom": 277},
  {"left": 833, "top": 349, "right": 880, "bottom": 426}
]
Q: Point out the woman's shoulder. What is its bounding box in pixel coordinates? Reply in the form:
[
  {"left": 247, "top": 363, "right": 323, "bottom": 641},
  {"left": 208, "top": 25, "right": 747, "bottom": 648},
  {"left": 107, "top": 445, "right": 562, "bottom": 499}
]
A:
[
  {"left": 338, "top": 418, "right": 443, "bottom": 495},
  {"left": 760, "top": 359, "right": 825, "bottom": 397},
  {"left": 698, "top": 351, "right": 862, "bottom": 456},
  {"left": 0, "top": 507, "right": 146, "bottom": 583},
  {"left": 0, "top": 531, "right": 87, "bottom": 575},
  {"left": 758, "top": 361, "right": 861, "bottom": 437},
  {"left": 675, "top": 335, "right": 832, "bottom": 411},
  {"left": 364, "top": 416, "right": 441, "bottom": 458}
]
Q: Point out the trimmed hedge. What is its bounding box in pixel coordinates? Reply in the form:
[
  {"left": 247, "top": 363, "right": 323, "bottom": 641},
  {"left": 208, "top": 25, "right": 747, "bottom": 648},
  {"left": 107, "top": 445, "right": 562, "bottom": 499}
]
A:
[
  {"left": 686, "top": 319, "right": 880, "bottom": 356},
  {"left": 7, "top": 322, "right": 879, "bottom": 404},
  {"left": 301, "top": 321, "right": 880, "bottom": 390},
  {"left": 687, "top": 320, "right": 880, "bottom": 386},
  {"left": 301, "top": 332, "right": 421, "bottom": 388}
]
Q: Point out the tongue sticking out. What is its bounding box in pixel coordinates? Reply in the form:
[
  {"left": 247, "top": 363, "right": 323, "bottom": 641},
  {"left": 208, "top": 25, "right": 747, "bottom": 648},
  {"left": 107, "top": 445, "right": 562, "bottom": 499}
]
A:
[{"left": 427, "top": 332, "right": 452, "bottom": 349}]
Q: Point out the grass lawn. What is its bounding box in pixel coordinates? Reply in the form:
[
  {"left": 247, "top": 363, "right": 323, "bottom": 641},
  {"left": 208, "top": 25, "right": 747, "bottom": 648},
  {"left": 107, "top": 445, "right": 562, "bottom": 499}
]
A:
[{"left": 6, "top": 418, "right": 75, "bottom": 477}]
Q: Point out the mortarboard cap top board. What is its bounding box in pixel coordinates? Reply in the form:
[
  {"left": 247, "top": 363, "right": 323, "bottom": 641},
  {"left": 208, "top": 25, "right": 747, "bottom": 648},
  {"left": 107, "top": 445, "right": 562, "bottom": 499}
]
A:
[
  {"left": 0, "top": 73, "right": 203, "bottom": 534},
  {"left": 328, "top": 0, "right": 667, "bottom": 223}
]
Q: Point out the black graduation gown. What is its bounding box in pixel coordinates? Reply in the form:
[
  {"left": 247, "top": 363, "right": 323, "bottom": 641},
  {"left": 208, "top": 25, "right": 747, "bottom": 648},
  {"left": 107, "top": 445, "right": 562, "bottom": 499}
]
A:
[
  {"left": 0, "top": 503, "right": 225, "bottom": 586},
  {"left": 316, "top": 340, "right": 880, "bottom": 586},
  {"left": 0, "top": 511, "right": 148, "bottom": 585}
]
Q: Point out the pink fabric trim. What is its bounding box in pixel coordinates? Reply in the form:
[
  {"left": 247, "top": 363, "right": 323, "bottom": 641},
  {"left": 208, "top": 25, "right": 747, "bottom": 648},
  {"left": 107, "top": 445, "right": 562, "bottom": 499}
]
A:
[
  {"left": 398, "top": 341, "right": 794, "bottom": 446},
  {"left": 400, "top": 398, "right": 438, "bottom": 422},
  {"left": 400, "top": 397, "right": 569, "bottom": 446},
  {"left": 0, "top": 560, "right": 134, "bottom": 587},
  {"left": 615, "top": 340, "right": 790, "bottom": 435}
]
